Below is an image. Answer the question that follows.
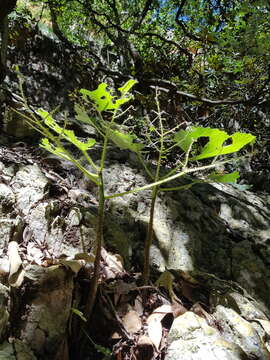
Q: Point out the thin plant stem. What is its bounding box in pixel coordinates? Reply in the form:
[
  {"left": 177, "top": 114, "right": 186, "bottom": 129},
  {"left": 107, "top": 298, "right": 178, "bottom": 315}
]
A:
[
  {"left": 138, "top": 152, "right": 155, "bottom": 180},
  {"left": 82, "top": 150, "right": 99, "bottom": 171},
  {"left": 105, "top": 158, "right": 235, "bottom": 199},
  {"left": 142, "top": 89, "right": 164, "bottom": 284},
  {"left": 161, "top": 139, "right": 193, "bottom": 180},
  {"left": 83, "top": 108, "right": 118, "bottom": 321},
  {"left": 142, "top": 185, "right": 158, "bottom": 284},
  {"left": 84, "top": 171, "right": 105, "bottom": 320}
]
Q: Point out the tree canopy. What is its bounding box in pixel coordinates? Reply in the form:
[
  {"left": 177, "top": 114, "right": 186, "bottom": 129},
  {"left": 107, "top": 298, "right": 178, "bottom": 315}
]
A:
[
  {"left": 1, "top": 0, "right": 270, "bottom": 165},
  {"left": 24, "top": 0, "right": 269, "bottom": 104}
]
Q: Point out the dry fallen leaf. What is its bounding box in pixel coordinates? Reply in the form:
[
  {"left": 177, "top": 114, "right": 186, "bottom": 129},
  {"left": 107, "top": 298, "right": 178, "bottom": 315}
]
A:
[
  {"left": 152, "top": 304, "right": 173, "bottom": 315},
  {"left": 102, "top": 248, "right": 124, "bottom": 279},
  {"left": 137, "top": 335, "right": 153, "bottom": 346},
  {"left": 122, "top": 309, "right": 142, "bottom": 334},
  {"left": 146, "top": 313, "right": 163, "bottom": 351},
  {"left": 113, "top": 280, "right": 137, "bottom": 305},
  {"left": 146, "top": 305, "right": 174, "bottom": 350},
  {"left": 191, "top": 302, "right": 216, "bottom": 327},
  {"left": 114, "top": 280, "right": 137, "bottom": 295},
  {"left": 134, "top": 295, "right": 144, "bottom": 316},
  {"left": 172, "top": 302, "right": 188, "bottom": 318},
  {"left": 59, "top": 259, "right": 84, "bottom": 274},
  {"left": 74, "top": 252, "right": 95, "bottom": 263},
  {"left": 111, "top": 331, "right": 122, "bottom": 340},
  {"left": 8, "top": 241, "right": 25, "bottom": 287}
]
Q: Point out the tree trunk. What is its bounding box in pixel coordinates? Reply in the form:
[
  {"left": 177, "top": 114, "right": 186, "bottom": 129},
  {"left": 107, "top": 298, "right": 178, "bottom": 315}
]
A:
[
  {"left": 0, "top": 0, "right": 17, "bottom": 83},
  {"left": 0, "top": 16, "right": 9, "bottom": 83},
  {"left": 48, "top": 0, "right": 69, "bottom": 44},
  {"left": 0, "top": 0, "right": 17, "bottom": 23}
]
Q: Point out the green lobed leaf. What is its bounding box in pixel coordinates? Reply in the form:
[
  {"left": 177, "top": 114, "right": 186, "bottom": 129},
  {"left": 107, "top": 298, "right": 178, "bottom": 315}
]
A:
[
  {"left": 208, "top": 171, "right": 240, "bottom": 183},
  {"left": 114, "top": 97, "right": 132, "bottom": 108},
  {"left": 174, "top": 127, "right": 229, "bottom": 152},
  {"left": 38, "top": 109, "right": 63, "bottom": 134},
  {"left": 80, "top": 80, "right": 135, "bottom": 112},
  {"left": 40, "top": 138, "right": 71, "bottom": 161},
  {"left": 80, "top": 83, "right": 115, "bottom": 111},
  {"left": 40, "top": 138, "right": 99, "bottom": 184},
  {"left": 194, "top": 132, "right": 255, "bottom": 160},
  {"left": 62, "top": 129, "right": 96, "bottom": 151},
  {"left": 107, "top": 129, "right": 144, "bottom": 153},
  {"left": 174, "top": 127, "right": 255, "bottom": 160},
  {"left": 38, "top": 109, "right": 96, "bottom": 152},
  {"left": 118, "top": 79, "right": 137, "bottom": 95}
]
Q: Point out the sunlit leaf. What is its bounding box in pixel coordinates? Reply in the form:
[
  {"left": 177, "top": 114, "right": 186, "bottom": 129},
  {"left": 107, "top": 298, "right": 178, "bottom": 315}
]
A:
[
  {"left": 114, "top": 97, "right": 132, "bottom": 108},
  {"left": 118, "top": 79, "right": 137, "bottom": 95},
  {"left": 208, "top": 171, "right": 240, "bottom": 183},
  {"left": 41, "top": 138, "right": 99, "bottom": 183},
  {"left": 122, "top": 310, "right": 142, "bottom": 334},
  {"left": 38, "top": 109, "right": 63, "bottom": 134},
  {"left": 38, "top": 109, "right": 96, "bottom": 151},
  {"left": 174, "top": 127, "right": 255, "bottom": 160},
  {"left": 62, "top": 129, "right": 96, "bottom": 151},
  {"left": 80, "top": 83, "right": 115, "bottom": 111},
  {"left": 80, "top": 81, "right": 134, "bottom": 112},
  {"left": 40, "top": 138, "right": 71, "bottom": 161}
]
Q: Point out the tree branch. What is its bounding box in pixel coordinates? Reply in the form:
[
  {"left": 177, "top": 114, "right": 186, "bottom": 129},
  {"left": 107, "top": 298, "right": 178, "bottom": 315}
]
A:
[
  {"left": 138, "top": 31, "right": 193, "bottom": 63},
  {"left": 146, "top": 78, "right": 262, "bottom": 105},
  {"left": 131, "top": 0, "right": 153, "bottom": 32},
  {"left": 175, "top": 0, "right": 216, "bottom": 44}
]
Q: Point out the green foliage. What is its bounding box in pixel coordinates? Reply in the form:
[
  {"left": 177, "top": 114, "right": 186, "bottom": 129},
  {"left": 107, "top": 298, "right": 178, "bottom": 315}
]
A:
[
  {"left": 208, "top": 171, "right": 240, "bottom": 183},
  {"left": 134, "top": 96, "right": 255, "bottom": 283},
  {"left": 9, "top": 0, "right": 268, "bottom": 353},
  {"left": 14, "top": 78, "right": 139, "bottom": 325},
  {"left": 174, "top": 127, "right": 256, "bottom": 160},
  {"left": 77, "top": 80, "right": 144, "bottom": 153},
  {"left": 71, "top": 308, "right": 87, "bottom": 322},
  {"left": 107, "top": 129, "right": 144, "bottom": 153},
  {"left": 16, "top": 0, "right": 270, "bottom": 130},
  {"left": 15, "top": 76, "right": 256, "bottom": 296},
  {"left": 38, "top": 109, "right": 96, "bottom": 151},
  {"left": 80, "top": 84, "right": 131, "bottom": 112},
  {"left": 80, "top": 80, "right": 137, "bottom": 112}
]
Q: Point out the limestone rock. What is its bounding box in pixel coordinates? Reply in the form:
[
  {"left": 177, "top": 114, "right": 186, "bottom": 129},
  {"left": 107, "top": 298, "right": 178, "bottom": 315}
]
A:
[
  {"left": 11, "top": 165, "right": 48, "bottom": 215},
  {"left": 0, "top": 284, "right": 9, "bottom": 342},
  {"left": 213, "top": 305, "right": 270, "bottom": 359},
  {"left": 166, "top": 312, "right": 248, "bottom": 360},
  {"left": 13, "top": 265, "right": 73, "bottom": 358},
  {"left": 0, "top": 157, "right": 269, "bottom": 359}
]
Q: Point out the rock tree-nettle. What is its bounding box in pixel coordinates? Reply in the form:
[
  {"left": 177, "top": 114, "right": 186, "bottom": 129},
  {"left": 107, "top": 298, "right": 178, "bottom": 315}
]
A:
[
  {"left": 14, "top": 79, "right": 139, "bottom": 322},
  {"left": 14, "top": 79, "right": 255, "bottom": 317}
]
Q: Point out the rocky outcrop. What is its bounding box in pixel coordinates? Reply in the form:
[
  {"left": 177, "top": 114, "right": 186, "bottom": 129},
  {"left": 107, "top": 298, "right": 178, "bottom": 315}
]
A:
[{"left": 0, "top": 152, "right": 269, "bottom": 359}]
